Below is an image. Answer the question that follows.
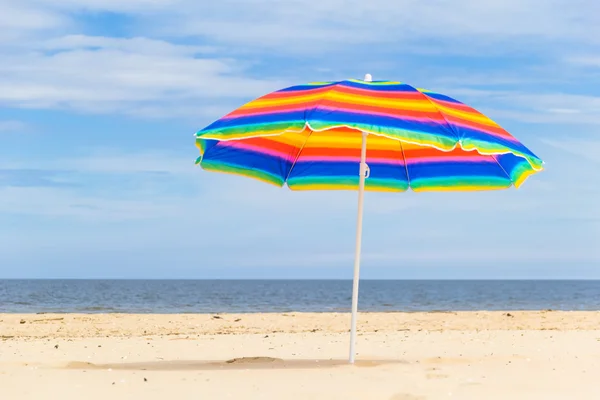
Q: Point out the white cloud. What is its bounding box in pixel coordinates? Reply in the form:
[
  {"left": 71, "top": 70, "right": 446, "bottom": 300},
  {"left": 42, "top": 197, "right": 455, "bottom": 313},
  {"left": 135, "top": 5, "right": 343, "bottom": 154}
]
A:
[
  {"left": 47, "top": 150, "right": 197, "bottom": 175},
  {"left": 0, "top": 2, "right": 64, "bottom": 35},
  {"left": 0, "top": 186, "right": 182, "bottom": 220},
  {"left": 440, "top": 88, "right": 600, "bottom": 125},
  {"left": 6, "top": 0, "right": 600, "bottom": 52},
  {"left": 31, "top": 0, "right": 183, "bottom": 13},
  {"left": 541, "top": 138, "right": 600, "bottom": 163},
  {"left": 1, "top": 34, "right": 598, "bottom": 123},
  {"left": 566, "top": 56, "right": 600, "bottom": 67},
  {"left": 131, "top": 0, "right": 597, "bottom": 49},
  {"left": 157, "top": 0, "right": 600, "bottom": 57},
  {"left": 0, "top": 120, "right": 27, "bottom": 133},
  {"left": 0, "top": 35, "right": 288, "bottom": 116},
  {"left": 41, "top": 35, "right": 217, "bottom": 55},
  {"left": 0, "top": 0, "right": 598, "bottom": 120}
]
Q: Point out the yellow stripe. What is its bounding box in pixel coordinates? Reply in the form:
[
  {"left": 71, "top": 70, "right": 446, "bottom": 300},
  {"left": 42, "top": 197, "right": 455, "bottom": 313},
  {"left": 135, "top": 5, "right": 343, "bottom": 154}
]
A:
[
  {"left": 257, "top": 129, "right": 399, "bottom": 149},
  {"left": 303, "top": 131, "right": 403, "bottom": 150},
  {"left": 241, "top": 92, "right": 324, "bottom": 109},
  {"left": 413, "top": 185, "right": 509, "bottom": 192},
  {"left": 256, "top": 131, "right": 309, "bottom": 146},
  {"left": 513, "top": 167, "right": 539, "bottom": 188},
  {"left": 303, "top": 135, "right": 363, "bottom": 148},
  {"left": 290, "top": 184, "right": 405, "bottom": 192},
  {"left": 434, "top": 103, "right": 501, "bottom": 128}
]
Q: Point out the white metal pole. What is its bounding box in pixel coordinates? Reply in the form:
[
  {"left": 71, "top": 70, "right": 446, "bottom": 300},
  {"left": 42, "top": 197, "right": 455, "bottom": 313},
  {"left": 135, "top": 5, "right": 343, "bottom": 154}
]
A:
[{"left": 349, "top": 73, "right": 372, "bottom": 364}]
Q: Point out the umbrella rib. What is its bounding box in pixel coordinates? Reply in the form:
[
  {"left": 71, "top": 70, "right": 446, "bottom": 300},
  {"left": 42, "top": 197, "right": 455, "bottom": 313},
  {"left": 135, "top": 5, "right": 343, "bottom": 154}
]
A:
[
  {"left": 490, "top": 154, "right": 514, "bottom": 185},
  {"left": 398, "top": 139, "right": 411, "bottom": 190},
  {"left": 414, "top": 88, "right": 462, "bottom": 143},
  {"left": 284, "top": 129, "right": 313, "bottom": 185}
]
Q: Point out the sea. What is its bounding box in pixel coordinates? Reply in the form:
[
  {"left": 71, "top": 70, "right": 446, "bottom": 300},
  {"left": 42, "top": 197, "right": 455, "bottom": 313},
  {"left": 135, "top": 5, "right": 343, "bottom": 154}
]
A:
[{"left": 0, "top": 280, "right": 599, "bottom": 314}]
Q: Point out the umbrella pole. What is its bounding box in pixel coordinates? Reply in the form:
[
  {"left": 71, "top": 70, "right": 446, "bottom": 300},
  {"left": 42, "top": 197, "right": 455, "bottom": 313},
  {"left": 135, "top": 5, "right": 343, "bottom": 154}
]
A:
[{"left": 349, "top": 129, "right": 369, "bottom": 364}]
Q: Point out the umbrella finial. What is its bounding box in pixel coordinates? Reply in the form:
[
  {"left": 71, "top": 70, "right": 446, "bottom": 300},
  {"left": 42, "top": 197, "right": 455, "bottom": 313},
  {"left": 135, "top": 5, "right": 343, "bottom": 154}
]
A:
[{"left": 364, "top": 73, "right": 372, "bottom": 82}]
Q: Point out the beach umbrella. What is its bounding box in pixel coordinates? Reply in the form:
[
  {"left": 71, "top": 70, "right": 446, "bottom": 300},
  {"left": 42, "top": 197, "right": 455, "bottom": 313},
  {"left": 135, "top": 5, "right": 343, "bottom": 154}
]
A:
[{"left": 195, "top": 74, "right": 544, "bottom": 363}]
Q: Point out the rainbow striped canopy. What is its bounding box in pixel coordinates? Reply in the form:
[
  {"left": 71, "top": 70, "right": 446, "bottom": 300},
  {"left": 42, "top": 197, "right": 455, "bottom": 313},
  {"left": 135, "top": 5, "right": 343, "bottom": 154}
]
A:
[{"left": 195, "top": 79, "right": 543, "bottom": 192}]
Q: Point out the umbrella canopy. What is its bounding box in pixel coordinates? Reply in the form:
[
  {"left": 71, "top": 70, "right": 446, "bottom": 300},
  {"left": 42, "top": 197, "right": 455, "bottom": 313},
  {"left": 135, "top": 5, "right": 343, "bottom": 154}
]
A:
[
  {"left": 196, "top": 79, "right": 543, "bottom": 191},
  {"left": 195, "top": 76, "right": 543, "bottom": 364}
]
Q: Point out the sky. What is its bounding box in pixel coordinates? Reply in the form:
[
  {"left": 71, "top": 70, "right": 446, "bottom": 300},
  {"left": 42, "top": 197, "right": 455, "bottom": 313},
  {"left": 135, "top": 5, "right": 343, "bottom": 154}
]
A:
[{"left": 0, "top": 0, "right": 599, "bottom": 279}]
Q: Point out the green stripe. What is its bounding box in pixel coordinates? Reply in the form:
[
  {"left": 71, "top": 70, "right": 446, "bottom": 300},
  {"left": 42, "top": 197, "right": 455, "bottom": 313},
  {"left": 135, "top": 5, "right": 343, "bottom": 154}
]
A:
[
  {"left": 288, "top": 176, "right": 409, "bottom": 191},
  {"left": 410, "top": 176, "right": 511, "bottom": 190},
  {"left": 197, "top": 120, "right": 306, "bottom": 139},
  {"left": 201, "top": 160, "right": 284, "bottom": 187}
]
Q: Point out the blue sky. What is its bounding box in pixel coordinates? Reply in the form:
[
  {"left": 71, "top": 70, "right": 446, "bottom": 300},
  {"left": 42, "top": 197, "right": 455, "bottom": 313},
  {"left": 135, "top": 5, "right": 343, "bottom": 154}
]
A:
[{"left": 0, "top": 0, "right": 599, "bottom": 279}]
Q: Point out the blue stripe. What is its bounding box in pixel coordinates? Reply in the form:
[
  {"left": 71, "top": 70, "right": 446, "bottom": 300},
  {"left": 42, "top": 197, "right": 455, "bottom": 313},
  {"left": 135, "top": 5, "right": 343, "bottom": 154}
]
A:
[
  {"left": 407, "top": 161, "right": 508, "bottom": 180},
  {"left": 338, "top": 81, "right": 417, "bottom": 92},
  {"left": 495, "top": 153, "right": 534, "bottom": 178},
  {"left": 203, "top": 143, "right": 290, "bottom": 179},
  {"left": 421, "top": 91, "right": 463, "bottom": 104},
  {"left": 307, "top": 109, "right": 458, "bottom": 140},
  {"left": 460, "top": 129, "right": 538, "bottom": 158},
  {"left": 290, "top": 161, "right": 408, "bottom": 181},
  {"left": 276, "top": 82, "right": 337, "bottom": 92}
]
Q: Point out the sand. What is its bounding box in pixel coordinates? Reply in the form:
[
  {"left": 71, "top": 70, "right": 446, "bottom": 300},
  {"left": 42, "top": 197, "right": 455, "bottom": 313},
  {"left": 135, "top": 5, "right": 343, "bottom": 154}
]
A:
[{"left": 1, "top": 311, "right": 600, "bottom": 399}]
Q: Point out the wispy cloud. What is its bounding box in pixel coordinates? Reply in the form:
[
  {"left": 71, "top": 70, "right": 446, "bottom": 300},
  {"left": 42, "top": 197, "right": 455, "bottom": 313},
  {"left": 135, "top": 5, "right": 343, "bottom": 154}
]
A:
[
  {"left": 541, "top": 138, "right": 600, "bottom": 162},
  {"left": 0, "top": 186, "right": 186, "bottom": 220},
  {"left": 0, "top": 1, "right": 597, "bottom": 122},
  {"left": 0, "top": 0, "right": 599, "bottom": 277},
  {"left": 144, "top": 0, "right": 600, "bottom": 53},
  {"left": 0, "top": 34, "right": 289, "bottom": 116},
  {"left": 566, "top": 56, "right": 600, "bottom": 67},
  {"left": 439, "top": 88, "right": 600, "bottom": 125},
  {"left": 41, "top": 35, "right": 217, "bottom": 55},
  {"left": 0, "top": 120, "right": 27, "bottom": 132},
  {"left": 0, "top": 2, "right": 65, "bottom": 40},
  {"left": 0, "top": 169, "right": 78, "bottom": 188}
]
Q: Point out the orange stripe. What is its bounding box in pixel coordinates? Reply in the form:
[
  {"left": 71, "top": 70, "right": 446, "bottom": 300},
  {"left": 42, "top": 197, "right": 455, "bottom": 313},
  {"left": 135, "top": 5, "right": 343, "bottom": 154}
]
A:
[
  {"left": 426, "top": 97, "right": 478, "bottom": 113},
  {"left": 442, "top": 114, "right": 514, "bottom": 138},
  {"left": 403, "top": 146, "right": 487, "bottom": 158},
  {"left": 329, "top": 85, "right": 425, "bottom": 100}
]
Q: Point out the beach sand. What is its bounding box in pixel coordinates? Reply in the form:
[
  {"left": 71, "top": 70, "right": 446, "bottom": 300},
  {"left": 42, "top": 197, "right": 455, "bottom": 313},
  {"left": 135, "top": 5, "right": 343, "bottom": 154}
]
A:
[{"left": 1, "top": 311, "right": 600, "bottom": 399}]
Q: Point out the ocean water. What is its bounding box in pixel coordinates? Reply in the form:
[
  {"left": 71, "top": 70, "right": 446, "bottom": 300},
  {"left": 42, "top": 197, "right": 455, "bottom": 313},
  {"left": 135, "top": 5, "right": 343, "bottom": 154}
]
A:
[{"left": 0, "top": 280, "right": 599, "bottom": 314}]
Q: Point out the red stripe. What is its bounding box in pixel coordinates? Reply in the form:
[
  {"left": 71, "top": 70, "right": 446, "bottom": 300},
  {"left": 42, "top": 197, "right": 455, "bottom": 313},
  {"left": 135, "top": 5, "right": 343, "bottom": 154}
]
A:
[
  {"left": 221, "top": 137, "right": 298, "bottom": 154},
  {"left": 403, "top": 146, "right": 489, "bottom": 158}
]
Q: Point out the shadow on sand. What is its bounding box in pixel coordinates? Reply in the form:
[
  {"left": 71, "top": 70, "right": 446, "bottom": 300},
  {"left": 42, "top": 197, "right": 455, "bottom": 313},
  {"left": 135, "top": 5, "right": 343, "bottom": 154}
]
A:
[{"left": 64, "top": 357, "right": 407, "bottom": 371}]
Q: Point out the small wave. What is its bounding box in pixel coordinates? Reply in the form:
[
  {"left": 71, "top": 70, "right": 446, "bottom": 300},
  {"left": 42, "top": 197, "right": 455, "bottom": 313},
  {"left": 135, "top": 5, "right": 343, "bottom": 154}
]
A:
[{"left": 77, "top": 306, "right": 121, "bottom": 313}]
